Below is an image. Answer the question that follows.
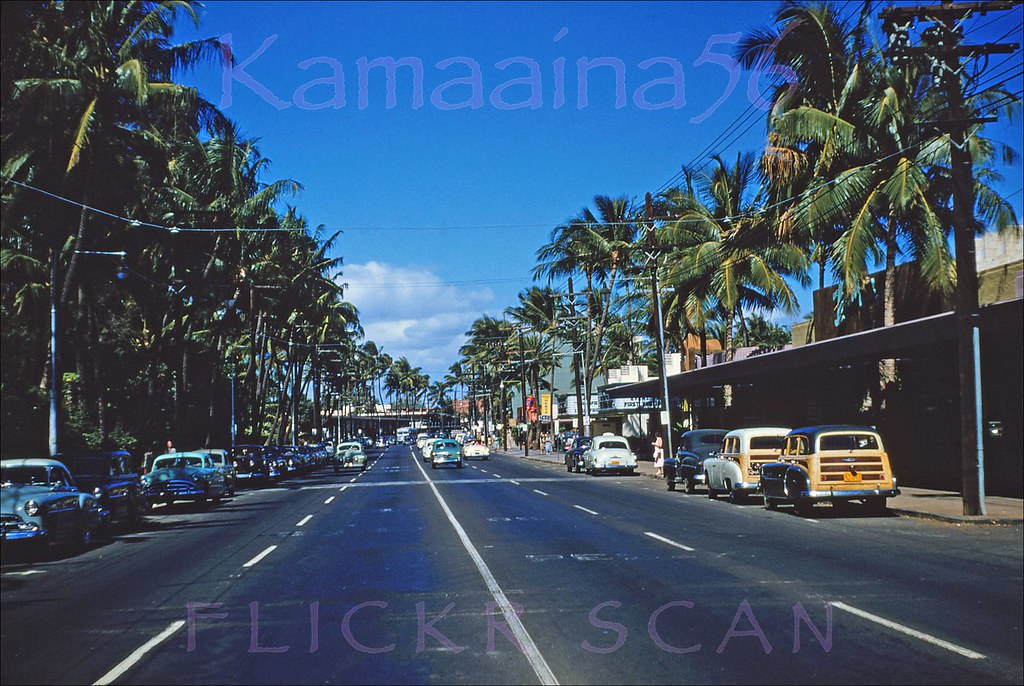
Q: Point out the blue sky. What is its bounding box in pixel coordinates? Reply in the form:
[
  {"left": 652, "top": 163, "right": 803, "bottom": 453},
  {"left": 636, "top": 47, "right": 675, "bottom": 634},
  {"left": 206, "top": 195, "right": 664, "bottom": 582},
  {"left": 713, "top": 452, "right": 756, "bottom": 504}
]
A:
[{"left": 173, "top": 1, "right": 1024, "bottom": 380}]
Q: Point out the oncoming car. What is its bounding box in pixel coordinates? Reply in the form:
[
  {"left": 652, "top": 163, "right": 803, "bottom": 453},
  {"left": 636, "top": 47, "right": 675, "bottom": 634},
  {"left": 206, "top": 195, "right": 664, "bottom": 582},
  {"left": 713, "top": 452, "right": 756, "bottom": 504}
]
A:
[
  {"left": 1, "top": 458, "right": 109, "bottom": 550},
  {"left": 430, "top": 439, "right": 464, "bottom": 469},
  {"left": 336, "top": 441, "right": 367, "bottom": 470},
  {"left": 583, "top": 434, "right": 638, "bottom": 475}
]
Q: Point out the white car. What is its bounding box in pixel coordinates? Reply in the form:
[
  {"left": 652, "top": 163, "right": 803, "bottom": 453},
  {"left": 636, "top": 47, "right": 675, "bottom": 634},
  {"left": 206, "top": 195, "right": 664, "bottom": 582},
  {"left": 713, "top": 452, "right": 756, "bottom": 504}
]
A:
[
  {"left": 703, "top": 428, "right": 789, "bottom": 502},
  {"left": 583, "top": 434, "right": 638, "bottom": 475},
  {"left": 463, "top": 442, "right": 489, "bottom": 460}
]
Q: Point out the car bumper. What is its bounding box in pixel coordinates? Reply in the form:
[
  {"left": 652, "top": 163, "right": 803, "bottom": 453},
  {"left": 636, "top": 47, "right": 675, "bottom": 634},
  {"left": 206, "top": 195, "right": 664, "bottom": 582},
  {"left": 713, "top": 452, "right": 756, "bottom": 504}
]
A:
[
  {"left": 801, "top": 487, "right": 901, "bottom": 499},
  {"left": 1, "top": 522, "right": 46, "bottom": 541}
]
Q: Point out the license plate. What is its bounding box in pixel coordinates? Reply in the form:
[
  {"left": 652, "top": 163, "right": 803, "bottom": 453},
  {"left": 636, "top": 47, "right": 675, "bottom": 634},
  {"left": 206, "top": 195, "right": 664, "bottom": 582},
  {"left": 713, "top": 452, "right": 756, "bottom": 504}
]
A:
[{"left": 843, "top": 472, "right": 862, "bottom": 482}]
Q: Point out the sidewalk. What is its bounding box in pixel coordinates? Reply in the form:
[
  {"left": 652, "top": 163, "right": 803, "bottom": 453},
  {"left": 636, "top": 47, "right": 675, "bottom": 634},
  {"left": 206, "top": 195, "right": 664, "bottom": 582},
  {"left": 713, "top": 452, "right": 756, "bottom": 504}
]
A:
[{"left": 492, "top": 446, "right": 1023, "bottom": 525}]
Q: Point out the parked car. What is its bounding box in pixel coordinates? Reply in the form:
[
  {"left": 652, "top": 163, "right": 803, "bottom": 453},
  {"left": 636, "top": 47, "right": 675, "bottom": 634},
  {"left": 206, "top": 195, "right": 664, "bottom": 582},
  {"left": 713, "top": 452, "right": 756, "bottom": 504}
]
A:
[
  {"left": 1, "top": 458, "right": 109, "bottom": 550},
  {"left": 703, "top": 428, "right": 789, "bottom": 503},
  {"left": 196, "top": 448, "right": 236, "bottom": 496},
  {"left": 564, "top": 436, "right": 592, "bottom": 473},
  {"left": 232, "top": 445, "right": 273, "bottom": 485},
  {"left": 463, "top": 441, "right": 490, "bottom": 460},
  {"left": 759, "top": 425, "right": 901, "bottom": 515},
  {"left": 583, "top": 434, "right": 638, "bottom": 475},
  {"left": 664, "top": 429, "right": 728, "bottom": 492},
  {"left": 141, "top": 452, "right": 227, "bottom": 507},
  {"left": 57, "top": 450, "right": 146, "bottom": 526},
  {"left": 430, "top": 439, "right": 464, "bottom": 469},
  {"left": 336, "top": 441, "right": 367, "bottom": 470}
]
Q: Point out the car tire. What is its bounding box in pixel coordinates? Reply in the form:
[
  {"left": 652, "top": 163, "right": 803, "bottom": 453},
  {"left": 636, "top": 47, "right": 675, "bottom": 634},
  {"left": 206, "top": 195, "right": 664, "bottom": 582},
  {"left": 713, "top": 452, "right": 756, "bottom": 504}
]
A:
[
  {"left": 667, "top": 480, "right": 676, "bottom": 492},
  {"left": 77, "top": 520, "right": 92, "bottom": 552},
  {"left": 866, "top": 497, "right": 887, "bottom": 516},
  {"left": 708, "top": 486, "right": 718, "bottom": 500},
  {"left": 728, "top": 489, "right": 741, "bottom": 504},
  {"left": 457, "top": 461, "right": 464, "bottom": 469},
  {"left": 684, "top": 478, "right": 695, "bottom": 494},
  {"left": 795, "top": 500, "right": 814, "bottom": 517},
  {"left": 566, "top": 462, "right": 573, "bottom": 472},
  {"left": 764, "top": 498, "right": 777, "bottom": 510}
]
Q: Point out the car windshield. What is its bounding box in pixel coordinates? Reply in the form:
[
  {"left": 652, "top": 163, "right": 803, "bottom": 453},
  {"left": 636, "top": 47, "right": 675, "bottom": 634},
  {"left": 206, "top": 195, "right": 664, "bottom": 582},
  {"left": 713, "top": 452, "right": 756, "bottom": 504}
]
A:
[
  {"left": 153, "top": 456, "right": 204, "bottom": 470},
  {"left": 597, "top": 440, "right": 629, "bottom": 450},
  {"left": 61, "top": 456, "right": 111, "bottom": 474},
  {"left": 700, "top": 434, "right": 726, "bottom": 445},
  {"left": 436, "top": 441, "right": 459, "bottom": 449},
  {"left": 1, "top": 466, "right": 67, "bottom": 487}
]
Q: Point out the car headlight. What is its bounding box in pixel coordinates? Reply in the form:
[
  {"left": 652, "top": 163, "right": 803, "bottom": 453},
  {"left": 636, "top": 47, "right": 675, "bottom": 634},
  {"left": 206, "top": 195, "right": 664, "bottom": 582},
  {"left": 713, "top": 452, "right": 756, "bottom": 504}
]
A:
[
  {"left": 24, "top": 500, "right": 40, "bottom": 516},
  {"left": 93, "top": 486, "right": 106, "bottom": 501},
  {"left": 140, "top": 475, "right": 151, "bottom": 487}
]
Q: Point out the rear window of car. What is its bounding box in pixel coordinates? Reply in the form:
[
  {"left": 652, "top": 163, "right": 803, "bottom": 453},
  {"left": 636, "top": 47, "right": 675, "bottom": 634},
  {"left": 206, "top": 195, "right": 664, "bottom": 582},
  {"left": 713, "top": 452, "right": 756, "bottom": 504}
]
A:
[
  {"left": 597, "top": 440, "right": 629, "bottom": 450},
  {"left": 820, "top": 434, "right": 879, "bottom": 451},
  {"left": 749, "top": 436, "right": 784, "bottom": 450},
  {"left": 700, "top": 434, "right": 726, "bottom": 445}
]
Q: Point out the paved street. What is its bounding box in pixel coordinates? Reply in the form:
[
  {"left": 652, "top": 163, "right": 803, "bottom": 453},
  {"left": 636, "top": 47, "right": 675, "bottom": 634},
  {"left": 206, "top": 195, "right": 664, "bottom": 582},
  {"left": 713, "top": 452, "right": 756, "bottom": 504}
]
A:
[{"left": 3, "top": 445, "right": 1022, "bottom": 685}]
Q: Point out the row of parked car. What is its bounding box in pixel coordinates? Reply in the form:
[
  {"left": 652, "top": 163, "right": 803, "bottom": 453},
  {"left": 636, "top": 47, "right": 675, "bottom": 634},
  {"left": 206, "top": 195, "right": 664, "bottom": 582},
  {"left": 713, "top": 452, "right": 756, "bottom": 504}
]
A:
[
  {"left": 562, "top": 424, "right": 899, "bottom": 514},
  {"left": 0, "top": 443, "right": 341, "bottom": 555}
]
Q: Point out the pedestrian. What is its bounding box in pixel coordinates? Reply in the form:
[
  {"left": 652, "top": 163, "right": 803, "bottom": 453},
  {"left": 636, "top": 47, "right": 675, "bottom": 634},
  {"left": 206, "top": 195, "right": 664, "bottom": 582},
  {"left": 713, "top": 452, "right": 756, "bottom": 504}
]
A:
[
  {"left": 652, "top": 435, "right": 664, "bottom": 477},
  {"left": 544, "top": 434, "right": 552, "bottom": 454},
  {"left": 166, "top": 439, "right": 176, "bottom": 454}
]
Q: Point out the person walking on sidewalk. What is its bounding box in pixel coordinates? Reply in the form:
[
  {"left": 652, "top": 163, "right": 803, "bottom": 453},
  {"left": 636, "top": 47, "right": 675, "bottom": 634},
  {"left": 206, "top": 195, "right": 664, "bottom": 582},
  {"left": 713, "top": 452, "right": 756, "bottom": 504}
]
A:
[{"left": 652, "top": 435, "right": 664, "bottom": 477}]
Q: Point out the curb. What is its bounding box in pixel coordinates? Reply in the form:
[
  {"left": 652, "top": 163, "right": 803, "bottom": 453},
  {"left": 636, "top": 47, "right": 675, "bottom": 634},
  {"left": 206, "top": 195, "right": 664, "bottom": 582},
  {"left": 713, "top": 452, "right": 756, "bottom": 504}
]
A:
[{"left": 499, "top": 450, "right": 1022, "bottom": 526}]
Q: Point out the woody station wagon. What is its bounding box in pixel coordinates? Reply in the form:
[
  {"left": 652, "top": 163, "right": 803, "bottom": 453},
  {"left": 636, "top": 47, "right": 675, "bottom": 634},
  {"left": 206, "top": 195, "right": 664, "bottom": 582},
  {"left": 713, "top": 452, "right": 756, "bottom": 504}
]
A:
[
  {"left": 704, "top": 427, "right": 790, "bottom": 503},
  {"left": 759, "top": 425, "right": 900, "bottom": 515}
]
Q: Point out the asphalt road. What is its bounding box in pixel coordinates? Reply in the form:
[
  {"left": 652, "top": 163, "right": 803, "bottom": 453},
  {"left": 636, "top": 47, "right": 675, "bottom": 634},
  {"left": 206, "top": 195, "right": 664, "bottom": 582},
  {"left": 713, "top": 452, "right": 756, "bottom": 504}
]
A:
[{"left": 2, "top": 445, "right": 1021, "bottom": 685}]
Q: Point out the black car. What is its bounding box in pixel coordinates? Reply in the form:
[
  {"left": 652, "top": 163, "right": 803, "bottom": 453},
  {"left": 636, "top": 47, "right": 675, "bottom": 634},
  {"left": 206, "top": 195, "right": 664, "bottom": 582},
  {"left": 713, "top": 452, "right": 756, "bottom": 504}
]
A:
[
  {"left": 232, "top": 445, "right": 276, "bottom": 486},
  {"left": 664, "top": 429, "right": 728, "bottom": 492},
  {"left": 56, "top": 450, "right": 146, "bottom": 527},
  {"left": 564, "top": 436, "right": 592, "bottom": 473}
]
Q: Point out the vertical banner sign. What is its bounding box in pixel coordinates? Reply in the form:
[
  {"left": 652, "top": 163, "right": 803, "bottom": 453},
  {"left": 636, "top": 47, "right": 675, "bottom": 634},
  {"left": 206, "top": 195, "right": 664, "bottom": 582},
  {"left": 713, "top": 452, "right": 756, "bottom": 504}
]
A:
[
  {"left": 540, "top": 393, "right": 552, "bottom": 420},
  {"left": 526, "top": 395, "right": 539, "bottom": 423}
]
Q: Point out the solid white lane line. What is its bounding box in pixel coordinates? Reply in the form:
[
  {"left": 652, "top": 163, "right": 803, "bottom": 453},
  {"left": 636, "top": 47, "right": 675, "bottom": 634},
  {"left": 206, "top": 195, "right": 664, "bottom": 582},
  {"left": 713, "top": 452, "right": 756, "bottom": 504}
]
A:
[
  {"left": 242, "top": 545, "right": 278, "bottom": 568},
  {"left": 533, "top": 490, "right": 549, "bottom": 496},
  {"left": 573, "top": 505, "right": 599, "bottom": 516},
  {"left": 831, "top": 602, "right": 986, "bottom": 660},
  {"left": 92, "top": 620, "right": 185, "bottom": 685},
  {"left": 324, "top": 496, "right": 335, "bottom": 504},
  {"left": 643, "top": 531, "right": 695, "bottom": 552},
  {"left": 412, "top": 455, "right": 558, "bottom": 685},
  {"left": 296, "top": 514, "right": 313, "bottom": 527}
]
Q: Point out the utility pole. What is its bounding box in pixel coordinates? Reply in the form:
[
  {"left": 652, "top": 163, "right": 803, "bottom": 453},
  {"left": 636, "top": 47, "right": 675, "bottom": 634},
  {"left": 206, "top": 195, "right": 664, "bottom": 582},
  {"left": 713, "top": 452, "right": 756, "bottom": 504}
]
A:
[
  {"left": 882, "top": 1, "right": 1018, "bottom": 515},
  {"left": 645, "top": 193, "right": 674, "bottom": 467},
  {"left": 519, "top": 327, "right": 529, "bottom": 456}
]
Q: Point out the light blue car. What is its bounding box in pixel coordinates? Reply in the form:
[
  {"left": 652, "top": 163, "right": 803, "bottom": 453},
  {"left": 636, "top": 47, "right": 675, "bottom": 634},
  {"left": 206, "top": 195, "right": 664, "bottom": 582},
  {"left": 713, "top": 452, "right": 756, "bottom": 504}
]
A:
[{"left": 1, "top": 458, "right": 109, "bottom": 550}]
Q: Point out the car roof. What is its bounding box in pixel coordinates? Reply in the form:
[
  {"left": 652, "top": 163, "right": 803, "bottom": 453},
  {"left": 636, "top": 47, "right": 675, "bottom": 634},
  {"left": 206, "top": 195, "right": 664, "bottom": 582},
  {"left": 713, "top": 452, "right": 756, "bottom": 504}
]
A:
[
  {"left": 723, "top": 427, "right": 791, "bottom": 440},
  {"left": 682, "top": 429, "right": 727, "bottom": 437},
  {"left": 1, "top": 458, "right": 68, "bottom": 468},
  {"left": 787, "top": 425, "right": 879, "bottom": 441},
  {"left": 154, "top": 451, "right": 209, "bottom": 460}
]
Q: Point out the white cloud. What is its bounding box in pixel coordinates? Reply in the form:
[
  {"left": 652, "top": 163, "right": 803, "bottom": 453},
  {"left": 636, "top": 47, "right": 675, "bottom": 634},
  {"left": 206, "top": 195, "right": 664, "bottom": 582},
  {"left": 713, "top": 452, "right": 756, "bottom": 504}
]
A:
[{"left": 341, "top": 261, "right": 496, "bottom": 376}]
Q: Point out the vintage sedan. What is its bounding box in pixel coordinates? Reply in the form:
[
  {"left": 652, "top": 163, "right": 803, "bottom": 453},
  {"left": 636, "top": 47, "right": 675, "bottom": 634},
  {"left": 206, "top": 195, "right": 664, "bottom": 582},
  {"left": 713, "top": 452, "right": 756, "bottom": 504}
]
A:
[
  {"left": 196, "top": 448, "right": 236, "bottom": 495},
  {"left": 232, "top": 444, "right": 274, "bottom": 485},
  {"left": 664, "top": 429, "right": 728, "bottom": 492},
  {"left": 430, "top": 439, "right": 464, "bottom": 469},
  {"left": 336, "top": 441, "right": 367, "bottom": 470},
  {"left": 463, "top": 441, "right": 490, "bottom": 460},
  {"left": 760, "top": 425, "right": 900, "bottom": 515},
  {"left": 704, "top": 428, "right": 789, "bottom": 503},
  {"left": 1, "top": 458, "right": 109, "bottom": 550},
  {"left": 583, "top": 434, "right": 638, "bottom": 475},
  {"left": 141, "top": 452, "right": 227, "bottom": 507},
  {"left": 564, "top": 436, "right": 592, "bottom": 473},
  {"left": 58, "top": 450, "right": 146, "bottom": 526}
]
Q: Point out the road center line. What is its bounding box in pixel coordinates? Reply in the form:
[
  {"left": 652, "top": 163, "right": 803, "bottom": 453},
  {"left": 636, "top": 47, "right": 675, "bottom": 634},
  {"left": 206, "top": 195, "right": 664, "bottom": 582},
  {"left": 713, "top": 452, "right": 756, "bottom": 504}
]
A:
[
  {"left": 492, "top": 473, "right": 502, "bottom": 478},
  {"left": 324, "top": 496, "right": 335, "bottom": 504},
  {"left": 643, "top": 531, "right": 695, "bottom": 552},
  {"left": 339, "top": 485, "right": 349, "bottom": 492},
  {"left": 510, "top": 480, "right": 520, "bottom": 485},
  {"left": 411, "top": 453, "right": 558, "bottom": 685},
  {"left": 242, "top": 544, "right": 278, "bottom": 568},
  {"left": 533, "top": 489, "right": 549, "bottom": 496},
  {"left": 831, "top": 601, "right": 986, "bottom": 660},
  {"left": 573, "top": 505, "right": 599, "bottom": 516},
  {"left": 296, "top": 514, "right": 313, "bottom": 527},
  {"left": 92, "top": 620, "right": 185, "bottom": 685}
]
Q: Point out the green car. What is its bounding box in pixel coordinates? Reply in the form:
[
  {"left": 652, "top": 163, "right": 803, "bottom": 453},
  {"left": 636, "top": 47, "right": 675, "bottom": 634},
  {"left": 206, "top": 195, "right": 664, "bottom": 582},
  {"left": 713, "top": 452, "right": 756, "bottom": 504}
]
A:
[
  {"left": 335, "top": 442, "right": 367, "bottom": 471},
  {"left": 430, "top": 439, "right": 463, "bottom": 469}
]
